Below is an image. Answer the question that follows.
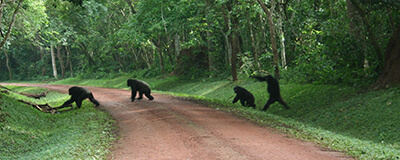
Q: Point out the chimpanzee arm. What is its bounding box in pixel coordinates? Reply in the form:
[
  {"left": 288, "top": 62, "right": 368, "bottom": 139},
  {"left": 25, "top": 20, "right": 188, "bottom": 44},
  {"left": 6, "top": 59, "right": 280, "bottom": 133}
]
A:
[
  {"left": 131, "top": 86, "right": 137, "bottom": 102},
  {"left": 232, "top": 95, "right": 239, "bottom": 103},
  {"left": 61, "top": 98, "right": 76, "bottom": 107}
]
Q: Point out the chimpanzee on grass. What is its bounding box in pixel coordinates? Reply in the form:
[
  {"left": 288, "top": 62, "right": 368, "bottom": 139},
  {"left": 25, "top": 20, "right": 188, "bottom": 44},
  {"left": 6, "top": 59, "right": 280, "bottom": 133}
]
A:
[
  {"left": 61, "top": 86, "right": 100, "bottom": 109},
  {"left": 127, "top": 79, "right": 154, "bottom": 102},
  {"left": 232, "top": 86, "right": 256, "bottom": 108},
  {"left": 251, "top": 75, "right": 289, "bottom": 111}
]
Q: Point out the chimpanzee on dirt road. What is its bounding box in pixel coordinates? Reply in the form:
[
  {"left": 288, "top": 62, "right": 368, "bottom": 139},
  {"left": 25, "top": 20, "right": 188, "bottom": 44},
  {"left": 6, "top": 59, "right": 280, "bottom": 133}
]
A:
[{"left": 127, "top": 79, "right": 154, "bottom": 102}]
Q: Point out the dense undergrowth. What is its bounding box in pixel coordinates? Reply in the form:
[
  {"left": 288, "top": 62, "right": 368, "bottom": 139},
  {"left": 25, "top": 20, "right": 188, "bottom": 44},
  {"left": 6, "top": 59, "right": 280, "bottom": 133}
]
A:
[
  {"left": 0, "top": 86, "right": 115, "bottom": 160},
  {"left": 1, "top": 73, "right": 400, "bottom": 159}
]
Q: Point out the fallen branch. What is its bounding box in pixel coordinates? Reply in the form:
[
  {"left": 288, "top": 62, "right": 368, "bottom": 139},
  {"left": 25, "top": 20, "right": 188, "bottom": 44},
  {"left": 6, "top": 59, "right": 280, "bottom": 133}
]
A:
[
  {"left": 0, "top": 85, "right": 49, "bottom": 99},
  {"left": 17, "top": 100, "right": 73, "bottom": 114}
]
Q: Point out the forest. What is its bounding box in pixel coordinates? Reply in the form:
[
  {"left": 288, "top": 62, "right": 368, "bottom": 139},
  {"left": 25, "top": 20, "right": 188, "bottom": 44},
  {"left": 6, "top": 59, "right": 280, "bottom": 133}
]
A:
[{"left": 0, "top": 0, "right": 399, "bottom": 87}]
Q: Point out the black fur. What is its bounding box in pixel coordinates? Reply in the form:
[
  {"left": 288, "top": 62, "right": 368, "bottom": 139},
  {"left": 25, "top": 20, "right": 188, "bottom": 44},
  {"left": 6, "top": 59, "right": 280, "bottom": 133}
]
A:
[
  {"left": 233, "top": 86, "right": 256, "bottom": 108},
  {"left": 61, "top": 86, "right": 100, "bottom": 108},
  {"left": 251, "top": 75, "right": 289, "bottom": 111},
  {"left": 127, "top": 79, "right": 154, "bottom": 102}
]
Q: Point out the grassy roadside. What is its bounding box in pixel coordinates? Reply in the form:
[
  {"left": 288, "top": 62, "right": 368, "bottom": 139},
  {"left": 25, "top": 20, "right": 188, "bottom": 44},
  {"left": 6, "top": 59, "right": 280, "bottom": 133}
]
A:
[
  {"left": 2, "top": 74, "right": 400, "bottom": 159},
  {"left": 0, "top": 86, "right": 115, "bottom": 160}
]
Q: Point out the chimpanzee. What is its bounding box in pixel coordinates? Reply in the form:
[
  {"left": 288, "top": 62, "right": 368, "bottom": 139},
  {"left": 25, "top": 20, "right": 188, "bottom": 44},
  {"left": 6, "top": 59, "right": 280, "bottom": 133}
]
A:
[
  {"left": 251, "top": 75, "right": 289, "bottom": 111},
  {"left": 232, "top": 86, "right": 256, "bottom": 108},
  {"left": 61, "top": 86, "right": 100, "bottom": 108},
  {"left": 127, "top": 79, "right": 154, "bottom": 102}
]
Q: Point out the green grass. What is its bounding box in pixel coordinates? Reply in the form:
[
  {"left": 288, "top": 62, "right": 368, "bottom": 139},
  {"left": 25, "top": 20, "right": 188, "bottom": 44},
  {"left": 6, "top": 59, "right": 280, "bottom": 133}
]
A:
[
  {"left": 3, "top": 74, "right": 400, "bottom": 159},
  {"left": 0, "top": 86, "right": 115, "bottom": 160}
]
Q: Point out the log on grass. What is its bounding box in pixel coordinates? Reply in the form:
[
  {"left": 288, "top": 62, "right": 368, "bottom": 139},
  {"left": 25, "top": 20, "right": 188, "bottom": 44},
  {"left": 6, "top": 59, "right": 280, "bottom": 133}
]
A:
[
  {"left": 0, "top": 85, "right": 49, "bottom": 99},
  {"left": 17, "top": 100, "right": 73, "bottom": 114}
]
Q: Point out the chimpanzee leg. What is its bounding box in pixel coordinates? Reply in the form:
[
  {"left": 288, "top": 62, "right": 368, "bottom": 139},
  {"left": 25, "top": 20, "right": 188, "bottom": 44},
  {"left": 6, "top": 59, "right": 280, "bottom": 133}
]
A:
[
  {"left": 138, "top": 91, "right": 144, "bottom": 99},
  {"left": 278, "top": 97, "right": 289, "bottom": 109},
  {"left": 144, "top": 91, "right": 154, "bottom": 100},
  {"left": 88, "top": 93, "right": 100, "bottom": 106},
  {"left": 261, "top": 97, "right": 277, "bottom": 111},
  {"left": 240, "top": 99, "right": 246, "bottom": 107},
  {"left": 76, "top": 94, "right": 88, "bottom": 108}
]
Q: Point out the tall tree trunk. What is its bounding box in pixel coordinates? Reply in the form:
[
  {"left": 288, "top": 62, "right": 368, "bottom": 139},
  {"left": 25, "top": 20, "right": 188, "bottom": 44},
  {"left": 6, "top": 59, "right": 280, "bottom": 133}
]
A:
[
  {"left": 205, "top": 0, "right": 215, "bottom": 72},
  {"left": 277, "top": 1, "right": 287, "bottom": 69},
  {"left": 257, "top": 0, "right": 280, "bottom": 79},
  {"left": 221, "top": 6, "right": 232, "bottom": 66},
  {"left": 246, "top": 14, "right": 261, "bottom": 72},
  {"left": 174, "top": 33, "right": 181, "bottom": 72},
  {"left": 375, "top": 26, "right": 400, "bottom": 88},
  {"left": 56, "top": 46, "right": 65, "bottom": 79},
  {"left": 206, "top": 31, "right": 215, "bottom": 72},
  {"left": 157, "top": 36, "right": 165, "bottom": 73},
  {"left": 4, "top": 50, "right": 12, "bottom": 80},
  {"left": 230, "top": 31, "right": 239, "bottom": 82},
  {"left": 78, "top": 42, "right": 96, "bottom": 67},
  {"left": 0, "top": 0, "right": 23, "bottom": 50},
  {"left": 50, "top": 45, "right": 58, "bottom": 79},
  {"left": 161, "top": 1, "right": 174, "bottom": 72},
  {"left": 65, "top": 46, "right": 73, "bottom": 77},
  {"left": 346, "top": 0, "right": 368, "bottom": 70},
  {"left": 226, "top": 1, "right": 238, "bottom": 81},
  {"left": 39, "top": 46, "right": 46, "bottom": 77},
  {"left": 348, "top": 0, "right": 383, "bottom": 67}
]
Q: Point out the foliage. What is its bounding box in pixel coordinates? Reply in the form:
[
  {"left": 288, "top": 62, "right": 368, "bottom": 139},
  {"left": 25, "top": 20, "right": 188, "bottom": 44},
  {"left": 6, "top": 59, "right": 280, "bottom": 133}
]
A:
[
  {"left": 0, "top": 0, "right": 400, "bottom": 85},
  {"left": 0, "top": 86, "right": 116, "bottom": 159}
]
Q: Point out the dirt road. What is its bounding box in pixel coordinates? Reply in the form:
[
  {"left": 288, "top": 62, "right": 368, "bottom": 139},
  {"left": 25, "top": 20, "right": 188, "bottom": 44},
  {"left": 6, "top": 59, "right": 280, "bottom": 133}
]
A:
[{"left": 2, "top": 83, "right": 353, "bottom": 160}]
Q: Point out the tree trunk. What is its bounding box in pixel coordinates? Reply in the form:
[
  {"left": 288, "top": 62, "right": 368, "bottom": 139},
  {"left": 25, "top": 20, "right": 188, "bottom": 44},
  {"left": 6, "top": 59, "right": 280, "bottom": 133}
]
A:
[
  {"left": 246, "top": 14, "right": 261, "bottom": 72},
  {"left": 50, "top": 45, "right": 58, "bottom": 79},
  {"left": 78, "top": 42, "right": 96, "bottom": 67},
  {"left": 0, "top": 0, "right": 23, "bottom": 50},
  {"left": 226, "top": 1, "right": 238, "bottom": 81},
  {"left": 39, "top": 46, "right": 46, "bottom": 77},
  {"left": 65, "top": 46, "right": 73, "bottom": 77},
  {"left": 206, "top": 30, "right": 215, "bottom": 72},
  {"left": 4, "top": 50, "right": 12, "bottom": 80},
  {"left": 157, "top": 36, "right": 165, "bottom": 73},
  {"left": 230, "top": 31, "right": 239, "bottom": 82},
  {"left": 348, "top": 0, "right": 383, "bottom": 66},
  {"left": 277, "top": 2, "right": 287, "bottom": 69},
  {"left": 346, "top": 0, "right": 369, "bottom": 71},
  {"left": 174, "top": 33, "right": 181, "bottom": 72},
  {"left": 56, "top": 46, "right": 65, "bottom": 79},
  {"left": 375, "top": 26, "right": 400, "bottom": 88},
  {"left": 257, "top": 0, "right": 280, "bottom": 79}
]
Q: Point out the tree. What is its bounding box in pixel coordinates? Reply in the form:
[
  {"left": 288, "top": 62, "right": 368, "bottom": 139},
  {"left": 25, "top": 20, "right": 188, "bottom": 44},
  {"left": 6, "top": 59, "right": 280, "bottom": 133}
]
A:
[
  {"left": 257, "top": 0, "right": 280, "bottom": 79},
  {"left": 0, "top": 0, "right": 24, "bottom": 80},
  {"left": 226, "top": 1, "right": 239, "bottom": 81},
  {"left": 0, "top": 0, "right": 23, "bottom": 50},
  {"left": 376, "top": 26, "right": 400, "bottom": 87}
]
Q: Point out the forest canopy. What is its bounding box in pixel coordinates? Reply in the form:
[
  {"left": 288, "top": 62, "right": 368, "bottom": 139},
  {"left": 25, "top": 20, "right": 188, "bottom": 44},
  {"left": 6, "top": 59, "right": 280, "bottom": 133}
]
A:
[{"left": 0, "top": 0, "right": 399, "bottom": 87}]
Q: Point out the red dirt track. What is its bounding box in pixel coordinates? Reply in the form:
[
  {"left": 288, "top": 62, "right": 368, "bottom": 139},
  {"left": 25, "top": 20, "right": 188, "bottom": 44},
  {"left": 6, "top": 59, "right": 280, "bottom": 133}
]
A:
[{"left": 1, "top": 83, "right": 354, "bottom": 160}]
